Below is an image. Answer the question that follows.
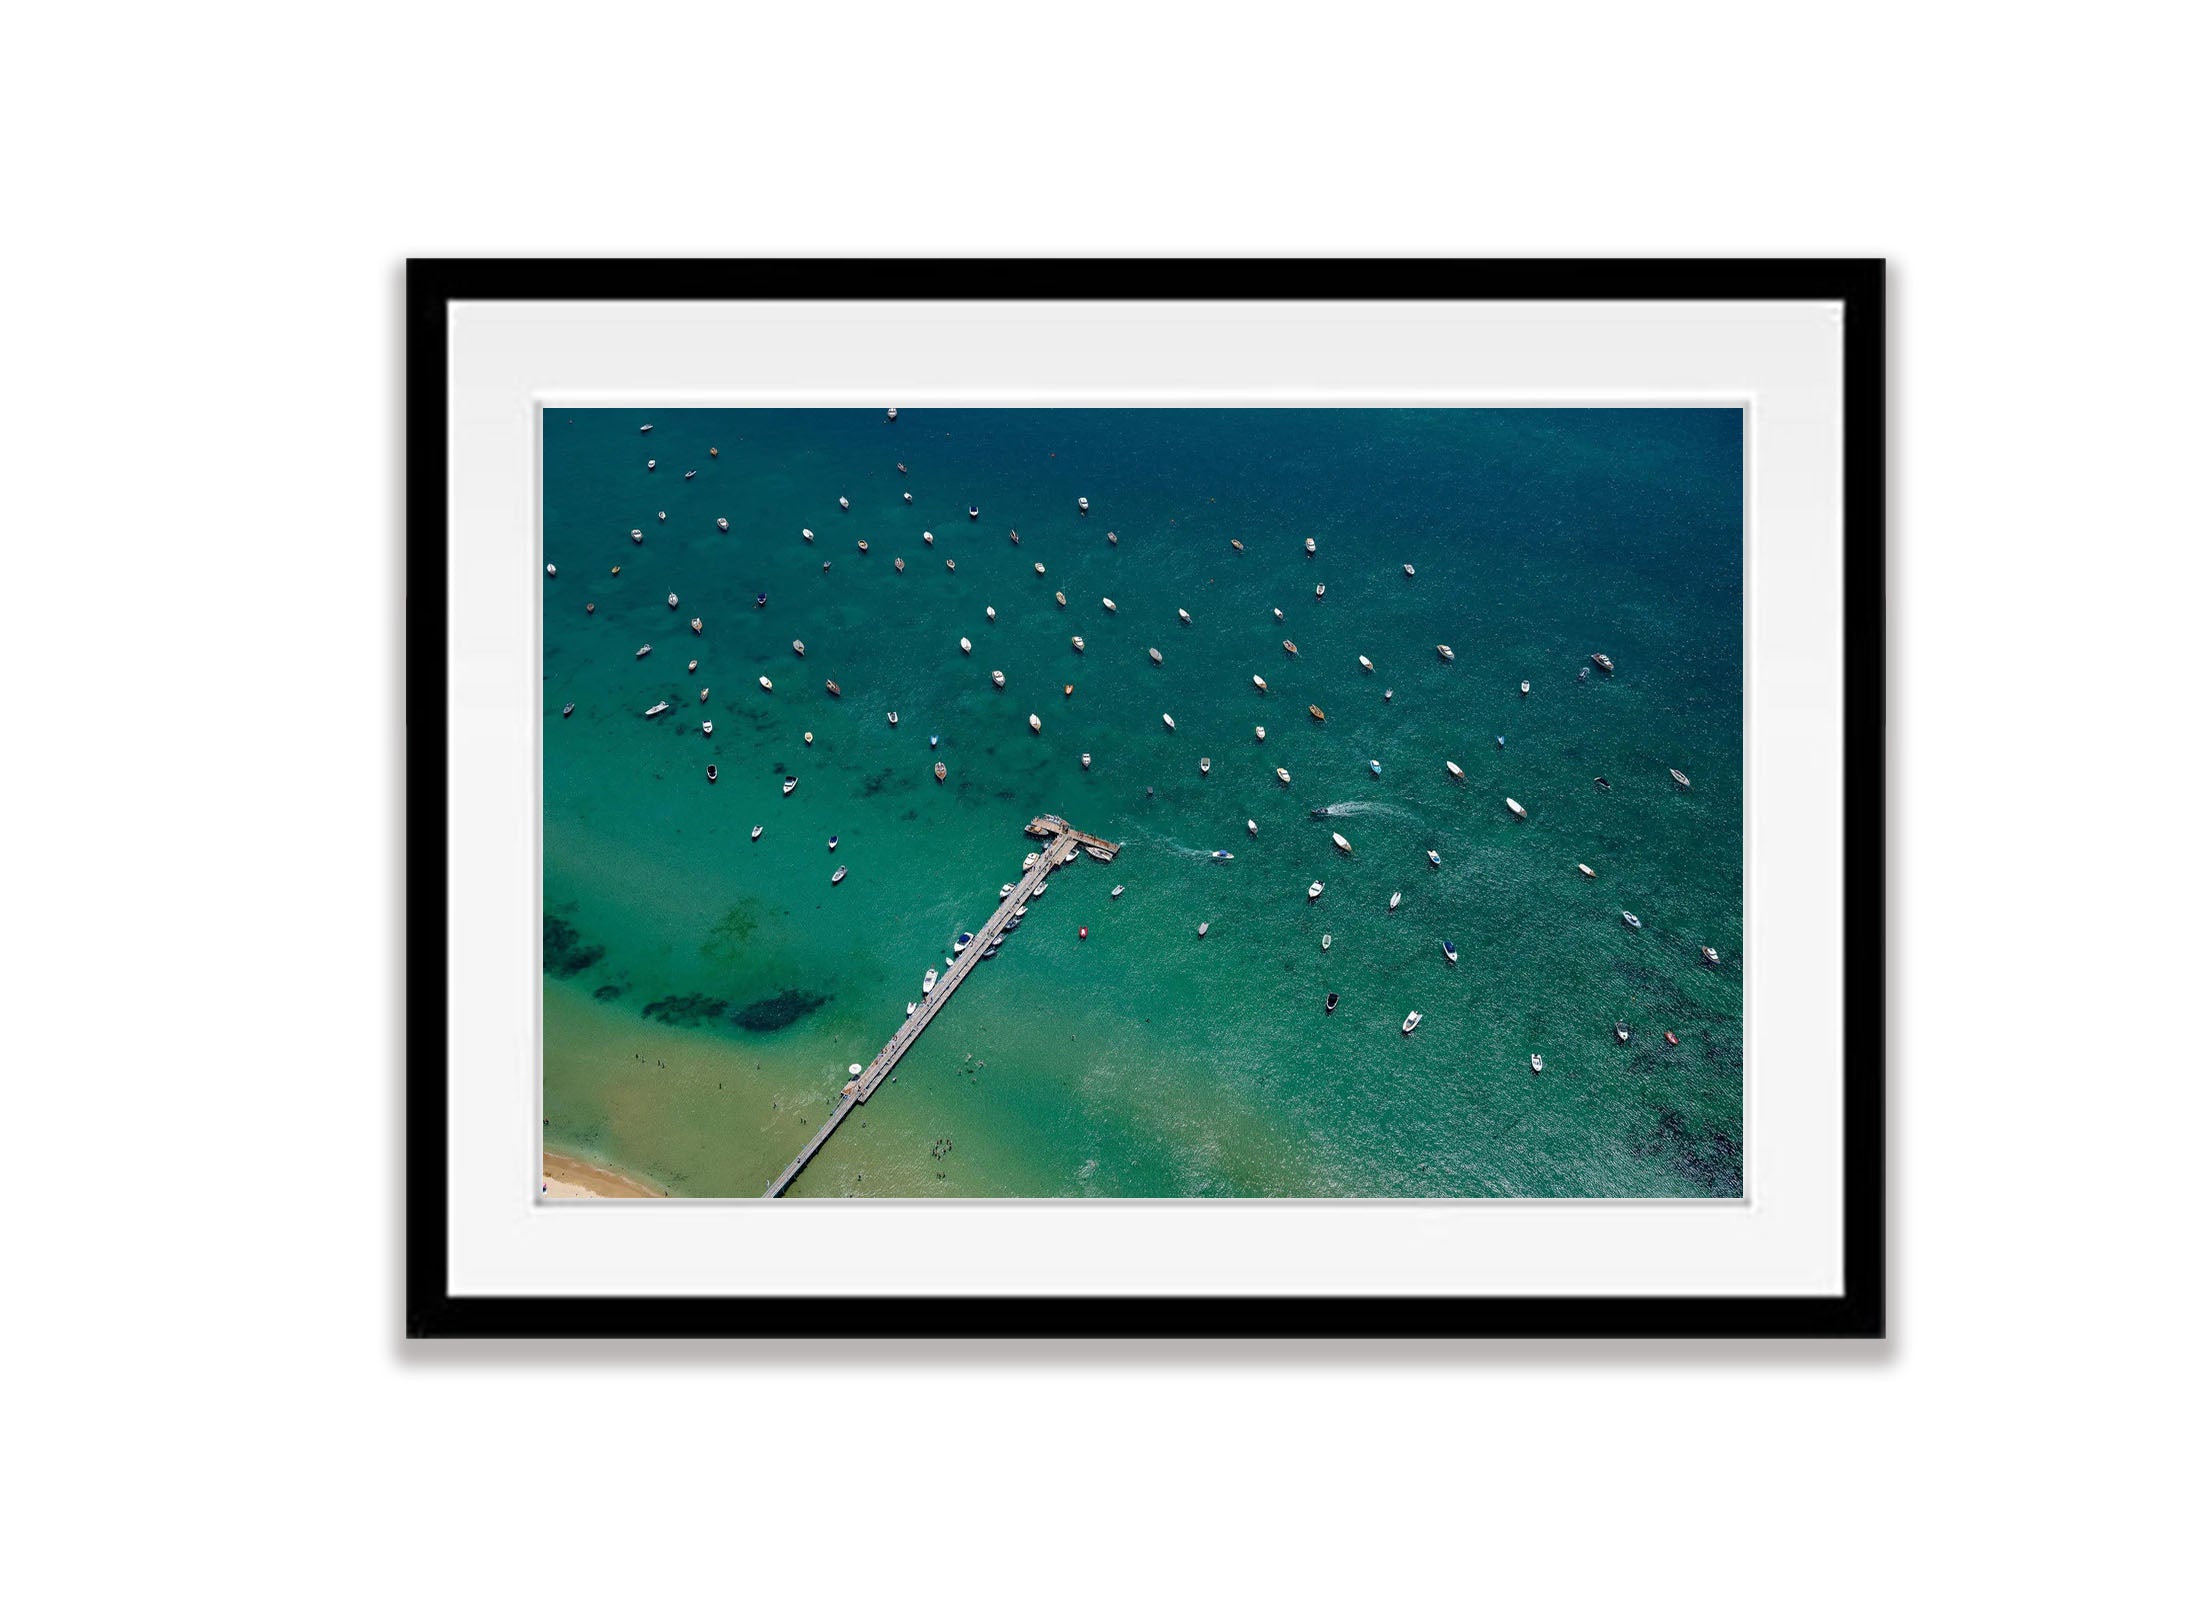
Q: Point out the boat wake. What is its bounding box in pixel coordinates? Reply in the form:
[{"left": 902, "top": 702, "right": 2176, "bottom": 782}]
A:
[{"left": 1311, "top": 799, "right": 1417, "bottom": 824}]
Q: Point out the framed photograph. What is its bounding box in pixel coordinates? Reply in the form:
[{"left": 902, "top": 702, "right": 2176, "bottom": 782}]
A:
[{"left": 408, "top": 259, "right": 1883, "bottom": 1337}]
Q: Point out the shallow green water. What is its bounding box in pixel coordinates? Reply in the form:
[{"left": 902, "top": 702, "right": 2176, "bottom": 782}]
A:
[{"left": 543, "top": 407, "right": 1743, "bottom": 1197}]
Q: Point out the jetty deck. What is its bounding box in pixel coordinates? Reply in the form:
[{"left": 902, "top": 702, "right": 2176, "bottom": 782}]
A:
[{"left": 763, "top": 816, "right": 1120, "bottom": 1198}]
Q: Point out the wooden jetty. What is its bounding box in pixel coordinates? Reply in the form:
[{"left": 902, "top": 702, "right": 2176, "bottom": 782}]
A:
[{"left": 763, "top": 816, "right": 1120, "bottom": 1197}]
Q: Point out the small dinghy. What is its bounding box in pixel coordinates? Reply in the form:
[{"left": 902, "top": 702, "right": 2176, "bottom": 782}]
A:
[
  {"left": 688, "top": 659, "right": 698, "bottom": 673},
  {"left": 1520, "top": 680, "right": 1531, "bottom": 696},
  {"left": 1622, "top": 910, "right": 1642, "bottom": 930},
  {"left": 1308, "top": 881, "right": 1324, "bottom": 901},
  {"left": 1078, "top": 496, "right": 1089, "bottom": 513},
  {"left": 1531, "top": 1054, "right": 1544, "bottom": 1075},
  {"left": 1305, "top": 538, "right": 1317, "bottom": 556},
  {"left": 1401, "top": 1011, "right": 1421, "bottom": 1035},
  {"left": 986, "top": 606, "right": 997, "bottom": 622},
  {"left": 792, "top": 639, "right": 805, "bottom": 656},
  {"left": 1276, "top": 767, "right": 1291, "bottom": 785},
  {"left": 759, "top": 676, "right": 773, "bottom": 692},
  {"left": 1314, "top": 582, "right": 1326, "bottom": 598},
  {"left": 1178, "top": 608, "right": 1192, "bottom": 626},
  {"left": 1029, "top": 713, "right": 1042, "bottom": 733},
  {"left": 699, "top": 687, "right": 709, "bottom": 703},
  {"left": 684, "top": 469, "right": 696, "bottom": 480},
  {"left": 751, "top": 826, "right": 763, "bottom": 841},
  {"left": 561, "top": 702, "right": 574, "bottom": 717},
  {"left": 1577, "top": 863, "right": 1595, "bottom": 879},
  {"left": 1615, "top": 1022, "right": 1632, "bottom": 1044},
  {"left": 1283, "top": 640, "right": 1298, "bottom": 657},
  {"left": 1332, "top": 832, "right": 1352, "bottom": 854},
  {"left": 992, "top": 670, "right": 1005, "bottom": 689},
  {"left": 1703, "top": 946, "right": 1722, "bottom": 967},
  {"left": 895, "top": 557, "right": 905, "bottom": 572},
  {"left": 1056, "top": 591, "right": 1067, "bottom": 607},
  {"left": 1034, "top": 562, "right": 1046, "bottom": 576},
  {"left": 1163, "top": 713, "right": 1176, "bottom": 731},
  {"left": 1326, "top": 993, "right": 1338, "bottom": 1013},
  {"left": 701, "top": 719, "right": 714, "bottom": 735},
  {"left": 1253, "top": 675, "right": 1268, "bottom": 692},
  {"left": 1368, "top": 760, "right": 1382, "bottom": 778},
  {"left": 1446, "top": 760, "right": 1465, "bottom": 783},
  {"left": 1443, "top": 940, "right": 1457, "bottom": 964},
  {"left": 647, "top": 460, "right": 656, "bottom": 471},
  {"left": 907, "top": 1002, "right": 917, "bottom": 1017},
  {"left": 968, "top": 506, "right": 980, "bottom": 520},
  {"left": 802, "top": 528, "right": 814, "bottom": 542},
  {"left": 903, "top": 492, "right": 913, "bottom": 504},
  {"left": 690, "top": 618, "right": 703, "bottom": 635},
  {"left": 1107, "top": 531, "right": 1118, "bottom": 545},
  {"left": 857, "top": 540, "right": 869, "bottom": 553},
  {"left": 1102, "top": 597, "right": 1118, "bottom": 612},
  {"left": 839, "top": 496, "right": 850, "bottom": 510},
  {"left": 1595, "top": 776, "right": 1612, "bottom": 791},
  {"left": 632, "top": 530, "right": 644, "bottom": 544},
  {"left": 639, "top": 423, "right": 653, "bottom": 433},
  {"left": 1321, "top": 933, "right": 1331, "bottom": 951},
  {"left": 1403, "top": 564, "right": 1415, "bottom": 578},
  {"left": 831, "top": 867, "right": 846, "bottom": 885},
  {"left": 1063, "top": 685, "right": 1074, "bottom": 698},
  {"left": 1358, "top": 655, "right": 1373, "bottom": 673},
  {"left": 1112, "top": 885, "right": 1124, "bottom": 898},
  {"left": 828, "top": 836, "right": 839, "bottom": 851},
  {"left": 1307, "top": 705, "right": 1324, "bottom": 722},
  {"left": 1231, "top": 539, "right": 1244, "bottom": 552},
  {"left": 1199, "top": 757, "right": 1211, "bottom": 774},
  {"left": 935, "top": 761, "right": 947, "bottom": 782},
  {"left": 802, "top": 731, "right": 811, "bottom": 744},
  {"left": 1248, "top": 818, "right": 1259, "bottom": 836},
  {"left": 706, "top": 764, "right": 717, "bottom": 782},
  {"left": 717, "top": 517, "right": 729, "bottom": 531},
  {"left": 1427, "top": 850, "right": 1442, "bottom": 868},
  {"left": 1150, "top": 647, "right": 1165, "bottom": 665},
  {"left": 1255, "top": 726, "right": 1267, "bottom": 742},
  {"left": 887, "top": 711, "right": 899, "bottom": 726},
  {"left": 636, "top": 643, "right": 653, "bottom": 659},
  {"left": 1197, "top": 922, "right": 1209, "bottom": 938},
  {"left": 961, "top": 637, "right": 972, "bottom": 654},
  {"left": 1504, "top": 797, "right": 1526, "bottom": 821},
  {"left": 1665, "top": 1031, "right": 1680, "bottom": 1047},
  {"left": 782, "top": 777, "right": 798, "bottom": 795},
  {"left": 923, "top": 530, "right": 934, "bottom": 545},
  {"left": 1081, "top": 752, "right": 1092, "bottom": 770},
  {"left": 1437, "top": 644, "right": 1455, "bottom": 662}
]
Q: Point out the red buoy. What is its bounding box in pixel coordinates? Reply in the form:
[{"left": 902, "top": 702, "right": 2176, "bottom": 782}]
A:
[{"left": 1079, "top": 926, "right": 1088, "bottom": 940}]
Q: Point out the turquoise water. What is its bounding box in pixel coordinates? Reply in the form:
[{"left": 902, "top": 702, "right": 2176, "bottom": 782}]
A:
[{"left": 543, "top": 407, "right": 1743, "bottom": 1198}]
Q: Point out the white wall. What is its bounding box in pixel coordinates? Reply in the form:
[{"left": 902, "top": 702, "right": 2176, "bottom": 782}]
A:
[{"left": 5, "top": 3, "right": 2190, "bottom": 1595}]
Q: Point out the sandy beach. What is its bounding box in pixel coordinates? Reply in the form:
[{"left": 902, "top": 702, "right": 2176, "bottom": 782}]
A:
[{"left": 542, "top": 1149, "right": 663, "bottom": 1199}]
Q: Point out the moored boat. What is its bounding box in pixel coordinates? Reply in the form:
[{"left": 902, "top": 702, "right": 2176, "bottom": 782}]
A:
[
  {"left": 1665, "top": 1031, "right": 1679, "bottom": 1047},
  {"left": 1504, "top": 797, "right": 1526, "bottom": 820},
  {"left": 751, "top": 825, "right": 762, "bottom": 840},
  {"left": 1443, "top": 940, "right": 1457, "bottom": 964},
  {"left": 1427, "top": 850, "right": 1441, "bottom": 868},
  {"left": 1029, "top": 713, "right": 1042, "bottom": 733},
  {"left": 1622, "top": 910, "right": 1642, "bottom": 930},
  {"left": 782, "top": 777, "right": 797, "bottom": 795},
  {"left": 1671, "top": 768, "right": 1692, "bottom": 790},
  {"left": 645, "top": 700, "right": 671, "bottom": 718},
  {"left": 1702, "top": 946, "right": 1721, "bottom": 966},
  {"left": 1231, "top": 539, "right": 1244, "bottom": 552},
  {"left": 1255, "top": 726, "right": 1267, "bottom": 741},
  {"left": 831, "top": 867, "right": 846, "bottom": 884},
  {"left": 1446, "top": 760, "right": 1464, "bottom": 782},
  {"left": 1178, "top": 608, "right": 1192, "bottom": 625},
  {"left": 1321, "top": 933, "right": 1331, "bottom": 950},
  {"left": 1307, "top": 704, "right": 1323, "bottom": 721},
  {"left": 1389, "top": 890, "right": 1402, "bottom": 912},
  {"left": 1111, "top": 885, "right": 1123, "bottom": 898},
  {"left": 1332, "top": 832, "right": 1352, "bottom": 854},
  {"left": 924, "top": 968, "right": 938, "bottom": 995},
  {"left": 1437, "top": 644, "right": 1454, "bottom": 662},
  {"left": 1531, "top": 1053, "right": 1544, "bottom": 1074},
  {"left": 759, "top": 675, "right": 772, "bottom": 691},
  {"left": 1078, "top": 496, "right": 1089, "bottom": 513},
  {"left": 839, "top": 496, "right": 850, "bottom": 510},
  {"left": 1102, "top": 597, "right": 1117, "bottom": 612},
  {"left": 1308, "top": 880, "right": 1324, "bottom": 900},
  {"left": 792, "top": 639, "right": 805, "bottom": 655},
  {"left": 961, "top": 637, "right": 972, "bottom": 654},
  {"left": 935, "top": 761, "right": 947, "bottom": 782},
  {"left": 1615, "top": 1022, "right": 1632, "bottom": 1044},
  {"left": 1211, "top": 849, "right": 1232, "bottom": 861},
  {"left": 1326, "top": 992, "right": 1338, "bottom": 1013},
  {"left": 991, "top": 670, "right": 1005, "bottom": 688},
  {"left": 1276, "top": 767, "right": 1291, "bottom": 785},
  {"left": 1072, "top": 635, "right": 1085, "bottom": 652},
  {"left": 1520, "top": 680, "right": 1531, "bottom": 696},
  {"left": 1401, "top": 1010, "right": 1421, "bottom": 1035},
  {"left": 1368, "top": 759, "right": 1382, "bottom": 777},
  {"left": 706, "top": 764, "right": 718, "bottom": 782},
  {"left": 1248, "top": 818, "right": 1258, "bottom": 836},
  {"left": 1163, "top": 712, "right": 1176, "bottom": 730},
  {"left": 1199, "top": 757, "right": 1211, "bottom": 774},
  {"left": 1314, "top": 582, "right": 1325, "bottom": 598},
  {"left": 1056, "top": 591, "right": 1067, "bottom": 607},
  {"left": 701, "top": 719, "right": 713, "bottom": 735},
  {"left": 1283, "top": 640, "right": 1298, "bottom": 656},
  {"left": 1358, "top": 655, "right": 1373, "bottom": 672},
  {"left": 1081, "top": 752, "right": 1092, "bottom": 770},
  {"left": 1197, "top": 922, "right": 1209, "bottom": 938},
  {"left": 1150, "top": 647, "right": 1164, "bottom": 665},
  {"left": 1252, "top": 674, "right": 1268, "bottom": 692},
  {"left": 1577, "top": 863, "right": 1596, "bottom": 879},
  {"left": 1591, "top": 653, "right": 1614, "bottom": 673},
  {"left": 887, "top": 711, "right": 899, "bottom": 725},
  {"left": 636, "top": 643, "right": 653, "bottom": 658},
  {"left": 986, "top": 606, "right": 997, "bottom": 621},
  {"left": 562, "top": 702, "right": 574, "bottom": 717},
  {"left": 1305, "top": 537, "right": 1317, "bottom": 556},
  {"left": 1403, "top": 563, "right": 1415, "bottom": 578}
]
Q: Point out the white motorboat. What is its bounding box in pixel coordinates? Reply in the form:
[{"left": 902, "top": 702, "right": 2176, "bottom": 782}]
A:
[
  {"left": 1520, "top": 680, "right": 1531, "bottom": 696},
  {"left": 1081, "top": 752, "right": 1092, "bottom": 770},
  {"left": 1252, "top": 674, "right": 1268, "bottom": 693},
  {"left": 1622, "top": 910, "right": 1642, "bottom": 930},
  {"left": 562, "top": 702, "right": 574, "bottom": 717},
  {"left": 961, "top": 637, "right": 973, "bottom": 654},
  {"left": 895, "top": 557, "right": 905, "bottom": 572},
  {"left": 1308, "top": 881, "right": 1324, "bottom": 901},
  {"left": 924, "top": 968, "right": 938, "bottom": 995},
  {"left": 1029, "top": 713, "right": 1042, "bottom": 733},
  {"left": 701, "top": 720, "right": 713, "bottom": 735},
  {"left": 751, "top": 825, "right": 762, "bottom": 840},
  {"left": 1034, "top": 562, "right": 1046, "bottom": 576},
  {"left": 1178, "top": 609, "right": 1192, "bottom": 625},
  {"left": 992, "top": 670, "right": 1005, "bottom": 688},
  {"left": 1255, "top": 726, "right": 1267, "bottom": 742},
  {"left": 1107, "top": 531, "right": 1118, "bottom": 544},
  {"left": 1247, "top": 818, "right": 1258, "bottom": 836},
  {"left": 1616, "top": 1022, "right": 1632, "bottom": 1044},
  {"left": 1199, "top": 757, "right": 1211, "bottom": 774},
  {"left": 688, "top": 659, "right": 698, "bottom": 672},
  {"left": 1321, "top": 933, "right": 1331, "bottom": 950},
  {"left": 632, "top": 529, "right": 644, "bottom": 543},
  {"left": 1314, "top": 582, "right": 1326, "bottom": 598},
  {"left": 1273, "top": 608, "right": 1284, "bottom": 621},
  {"left": 684, "top": 469, "right": 696, "bottom": 480},
  {"left": 1163, "top": 713, "right": 1176, "bottom": 731},
  {"left": 545, "top": 563, "right": 557, "bottom": 578},
  {"left": 839, "top": 496, "right": 850, "bottom": 510},
  {"left": 1197, "top": 922, "right": 1209, "bottom": 938},
  {"left": 1358, "top": 655, "right": 1373, "bottom": 672},
  {"left": 1276, "top": 767, "right": 1291, "bottom": 785},
  {"left": 1111, "top": 885, "right": 1124, "bottom": 898},
  {"left": 968, "top": 506, "right": 980, "bottom": 520},
  {"left": 636, "top": 643, "right": 653, "bottom": 658},
  {"left": 699, "top": 687, "right": 709, "bottom": 702},
  {"left": 1078, "top": 496, "right": 1090, "bottom": 513},
  {"left": 639, "top": 424, "right": 652, "bottom": 433},
  {"left": 1443, "top": 940, "right": 1458, "bottom": 964},
  {"left": 792, "top": 639, "right": 805, "bottom": 656},
  {"left": 1403, "top": 564, "right": 1416, "bottom": 578},
  {"left": 1368, "top": 760, "right": 1382, "bottom": 778},
  {"left": 1031, "top": 881, "right": 1046, "bottom": 897},
  {"left": 1402, "top": 1011, "right": 1421, "bottom": 1035},
  {"left": 831, "top": 867, "right": 846, "bottom": 884},
  {"left": 1383, "top": 689, "right": 1393, "bottom": 702},
  {"left": 1531, "top": 1053, "right": 1544, "bottom": 1074},
  {"left": 903, "top": 492, "right": 913, "bottom": 504},
  {"left": 717, "top": 517, "right": 728, "bottom": 531},
  {"left": 887, "top": 711, "right": 899, "bottom": 726},
  {"left": 1055, "top": 591, "right": 1067, "bottom": 607},
  {"left": 1577, "top": 863, "right": 1596, "bottom": 879},
  {"left": 657, "top": 512, "right": 666, "bottom": 521},
  {"left": 782, "top": 777, "right": 797, "bottom": 795},
  {"left": 1446, "top": 760, "right": 1464, "bottom": 782},
  {"left": 1427, "top": 850, "right": 1442, "bottom": 868},
  {"left": 759, "top": 676, "right": 773, "bottom": 691},
  {"left": 1102, "top": 597, "right": 1117, "bottom": 612},
  {"left": 1332, "top": 832, "right": 1352, "bottom": 854},
  {"left": 1389, "top": 890, "right": 1402, "bottom": 912},
  {"left": 1671, "top": 769, "right": 1692, "bottom": 790},
  {"left": 1001, "top": 884, "right": 1015, "bottom": 899},
  {"left": 887, "top": 407, "right": 898, "bottom": 421},
  {"left": 647, "top": 459, "right": 656, "bottom": 470},
  {"left": 802, "top": 527, "right": 814, "bottom": 542},
  {"left": 986, "top": 606, "right": 997, "bottom": 621},
  {"left": 1592, "top": 653, "right": 1614, "bottom": 673},
  {"left": 1504, "top": 797, "right": 1526, "bottom": 820},
  {"left": 1437, "top": 644, "right": 1454, "bottom": 662},
  {"left": 1304, "top": 537, "right": 1317, "bottom": 555},
  {"left": 644, "top": 700, "right": 671, "bottom": 718},
  {"left": 1703, "top": 946, "right": 1721, "bottom": 966},
  {"left": 908, "top": 1002, "right": 917, "bottom": 1017},
  {"left": 1150, "top": 647, "right": 1165, "bottom": 665},
  {"left": 923, "top": 530, "right": 934, "bottom": 545}
]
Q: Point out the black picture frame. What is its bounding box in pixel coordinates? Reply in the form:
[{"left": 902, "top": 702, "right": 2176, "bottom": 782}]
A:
[{"left": 406, "top": 258, "right": 1885, "bottom": 1339}]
